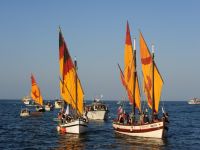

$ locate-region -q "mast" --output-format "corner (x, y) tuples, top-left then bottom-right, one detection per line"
(74, 57), (78, 116)
(152, 44), (155, 121)
(132, 38), (136, 119)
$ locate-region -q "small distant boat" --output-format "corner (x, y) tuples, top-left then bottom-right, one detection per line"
(22, 96), (31, 105)
(188, 98), (200, 104)
(54, 99), (64, 109)
(30, 74), (45, 112)
(56, 27), (88, 134)
(21, 96), (36, 106)
(44, 101), (54, 111)
(117, 101), (122, 105)
(20, 108), (30, 117)
(36, 105), (45, 112)
(85, 97), (109, 120)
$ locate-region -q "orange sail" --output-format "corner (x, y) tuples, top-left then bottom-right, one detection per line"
(120, 22), (141, 111)
(59, 28), (84, 115)
(30, 74), (43, 106)
(59, 29), (73, 106)
(139, 32), (163, 113)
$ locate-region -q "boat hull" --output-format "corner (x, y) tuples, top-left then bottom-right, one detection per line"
(87, 110), (108, 120)
(188, 98), (200, 104)
(57, 119), (88, 134)
(23, 101), (30, 105)
(36, 107), (45, 112)
(20, 108), (30, 117)
(20, 112), (30, 117)
(188, 101), (200, 104)
(113, 120), (166, 138)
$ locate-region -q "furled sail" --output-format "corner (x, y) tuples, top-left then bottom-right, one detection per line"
(120, 22), (141, 111)
(30, 74), (43, 106)
(139, 32), (163, 113)
(59, 29), (84, 115)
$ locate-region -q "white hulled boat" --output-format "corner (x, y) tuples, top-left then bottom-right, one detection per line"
(56, 27), (88, 134)
(54, 99), (64, 109)
(22, 96), (31, 105)
(20, 108), (30, 117)
(188, 98), (200, 104)
(85, 97), (109, 120)
(112, 22), (169, 139)
(57, 117), (88, 134)
(44, 101), (54, 111)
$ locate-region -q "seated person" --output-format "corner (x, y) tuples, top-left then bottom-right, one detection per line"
(143, 114), (149, 124)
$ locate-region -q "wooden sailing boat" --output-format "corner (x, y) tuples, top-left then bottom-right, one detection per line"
(112, 22), (169, 138)
(30, 74), (45, 112)
(56, 27), (88, 134)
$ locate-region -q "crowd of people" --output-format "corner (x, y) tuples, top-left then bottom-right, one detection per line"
(57, 108), (88, 124)
(85, 100), (108, 112)
(117, 105), (169, 125)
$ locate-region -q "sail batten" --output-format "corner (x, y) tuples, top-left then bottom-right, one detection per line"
(139, 32), (163, 113)
(59, 29), (84, 115)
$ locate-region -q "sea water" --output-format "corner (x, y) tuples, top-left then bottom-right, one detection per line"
(0, 100), (199, 149)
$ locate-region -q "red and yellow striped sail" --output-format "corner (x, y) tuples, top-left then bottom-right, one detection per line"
(139, 32), (163, 112)
(121, 22), (141, 111)
(30, 74), (43, 106)
(59, 30), (71, 105)
(59, 29), (84, 115)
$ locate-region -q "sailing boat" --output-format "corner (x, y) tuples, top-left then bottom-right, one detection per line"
(30, 74), (45, 112)
(56, 27), (88, 134)
(112, 22), (169, 138)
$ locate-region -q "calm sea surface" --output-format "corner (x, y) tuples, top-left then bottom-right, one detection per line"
(0, 100), (200, 150)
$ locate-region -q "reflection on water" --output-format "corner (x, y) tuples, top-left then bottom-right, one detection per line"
(114, 133), (166, 150)
(55, 134), (86, 150)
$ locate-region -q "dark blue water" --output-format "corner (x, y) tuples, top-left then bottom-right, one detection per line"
(0, 100), (200, 150)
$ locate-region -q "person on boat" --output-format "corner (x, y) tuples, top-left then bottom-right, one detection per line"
(129, 112), (134, 124)
(93, 105), (97, 111)
(125, 111), (129, 124)
(153, 112), (159, 122)
(83, 111), (89, 123)
(61, 112), (66, 123)
(143, 114), (149, 124)
(119, 113), (124, 124)
(66, 114), (73, 122)
(57, 112), (62, 123)
(139, 112), (144, 124)
(143, 109), (149, 124)
(117, 105), (123, 115)
(163, 112), (169, 123)
(117, 105), (123, 122)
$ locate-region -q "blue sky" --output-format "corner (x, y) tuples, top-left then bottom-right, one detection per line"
(0, 1), (200, 101)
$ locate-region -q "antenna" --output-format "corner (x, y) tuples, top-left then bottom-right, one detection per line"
(133, 37), (136, 51)
(152, 44), (155, 54)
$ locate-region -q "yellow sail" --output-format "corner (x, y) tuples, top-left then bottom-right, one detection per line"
(62, 69), (84, 115)
(154, 65), (163, 112)
(123, 22), (141, 111)
(59, 29), (84, 115)
(139, 32), (163, 112)
(30, 74), (43, 106)
(77, 78), (84, 114)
